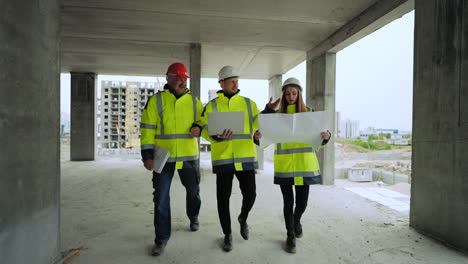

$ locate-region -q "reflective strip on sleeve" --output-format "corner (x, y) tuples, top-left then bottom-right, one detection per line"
(155, 134), (194, 139)
(140, 123), (156, 129)
(141, 144), (155, 150)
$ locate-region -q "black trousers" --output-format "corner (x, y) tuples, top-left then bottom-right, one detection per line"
(216, 169), (256, 235)
(280, 185), (310, 236)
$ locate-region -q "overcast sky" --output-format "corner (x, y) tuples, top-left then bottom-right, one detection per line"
(61, 11), (414, 131)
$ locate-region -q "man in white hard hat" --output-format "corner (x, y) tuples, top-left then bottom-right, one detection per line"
(199, 65), (262, 252)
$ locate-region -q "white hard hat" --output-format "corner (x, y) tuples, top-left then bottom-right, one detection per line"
(218, 66), (239, 82)
(282, 77), (302, 91)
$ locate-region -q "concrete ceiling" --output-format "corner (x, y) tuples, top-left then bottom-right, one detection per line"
(60, 0), (384, 79)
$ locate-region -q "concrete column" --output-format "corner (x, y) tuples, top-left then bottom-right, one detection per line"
(268, 74), (283, 101)
(71, 72), (96, 161)
(306, 53), (336, 185)
(410, 0), (468, 253)
(0, 0), (60, 263)
(190, 43), (201, 99)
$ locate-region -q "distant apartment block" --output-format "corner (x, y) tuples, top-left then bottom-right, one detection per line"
(345, 119), (360, 138)
(98, 80), (163, 149)
(336, 112), (341, 137)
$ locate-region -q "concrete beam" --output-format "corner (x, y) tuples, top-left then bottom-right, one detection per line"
(71, 72), (96, 161)
(307, 0), (414, 60)
(410, 0), (468, 253)
(306, 53), (336, 185)
(190, 43), (201, 99)
(268, 75), (283, 101)
(0, 0), (60, 263)
(61, 37), (190, 76)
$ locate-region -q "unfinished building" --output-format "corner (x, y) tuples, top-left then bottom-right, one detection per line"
(1, 0), (467, 263)
(99, 81), (161, 149)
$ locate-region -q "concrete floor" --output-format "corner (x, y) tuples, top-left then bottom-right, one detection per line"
(60, 152), (467, 264)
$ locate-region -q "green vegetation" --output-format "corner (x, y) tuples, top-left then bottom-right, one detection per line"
(349, 140), (392, 150)
(337, 138), (392, 150)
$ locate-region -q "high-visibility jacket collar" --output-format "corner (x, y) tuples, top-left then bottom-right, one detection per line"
(163, 84), (190, 99)
(216, 89), (240, 99)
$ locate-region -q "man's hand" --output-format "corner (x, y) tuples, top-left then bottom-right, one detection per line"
(144, 160), (154, 171)
(267, 97), (281, 110)
(321, 131), (331, 140)
(254, 131), (262, 140)
(190, 126), (201, 137)
(217, 129), (233, 139)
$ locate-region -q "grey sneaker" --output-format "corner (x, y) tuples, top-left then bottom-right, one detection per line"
(151, 242), (166, 256)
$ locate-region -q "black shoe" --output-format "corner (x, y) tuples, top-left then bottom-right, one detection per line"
(238, 215), (249, 240)
(151, 242), (166, 256)
(285, 236), (296, 254)
(223, 234), (233, 252)
(294, 222), (303, 238)
(190, 220), (199, 232)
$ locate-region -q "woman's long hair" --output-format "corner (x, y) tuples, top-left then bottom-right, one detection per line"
(279, 85), (307, 113)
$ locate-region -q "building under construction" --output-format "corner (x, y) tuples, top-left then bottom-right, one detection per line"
(2, 0), (467, 263)
(99, 80), (162, 149)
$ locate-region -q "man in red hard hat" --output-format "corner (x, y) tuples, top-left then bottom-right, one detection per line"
(166, 62), (190, 79)
(140, 62), (203, 256)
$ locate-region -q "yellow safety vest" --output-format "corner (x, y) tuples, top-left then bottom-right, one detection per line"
(140, 88), (203, 169)
(274, 104), (322, 185)
(200, 91), (260, 172)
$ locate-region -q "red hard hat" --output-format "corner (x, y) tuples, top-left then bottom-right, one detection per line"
(167, 63), (190, 79)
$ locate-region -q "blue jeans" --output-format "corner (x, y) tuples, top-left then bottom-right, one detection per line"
(152, 160), (201, 245)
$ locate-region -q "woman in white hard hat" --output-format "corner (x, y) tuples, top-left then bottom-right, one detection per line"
(263, 77), (331, 253)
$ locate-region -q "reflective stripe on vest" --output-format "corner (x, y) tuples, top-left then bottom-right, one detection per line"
(192, 95), (197, 121)
(274, 171), (321, 178)
(156, 134), (193, 139)
(212, 99), (218, 112)
(210, 97), (253, 134)
(244, 97), (253, 134)
(156, 91), (196, 139)
(156, 92), (165, 135)
(167, 155), (199, 163)
(212, 157), (257, 166)
(275, 143), (313, 155)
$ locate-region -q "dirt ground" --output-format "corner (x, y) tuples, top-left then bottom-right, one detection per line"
(59, 145), (466, 264)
